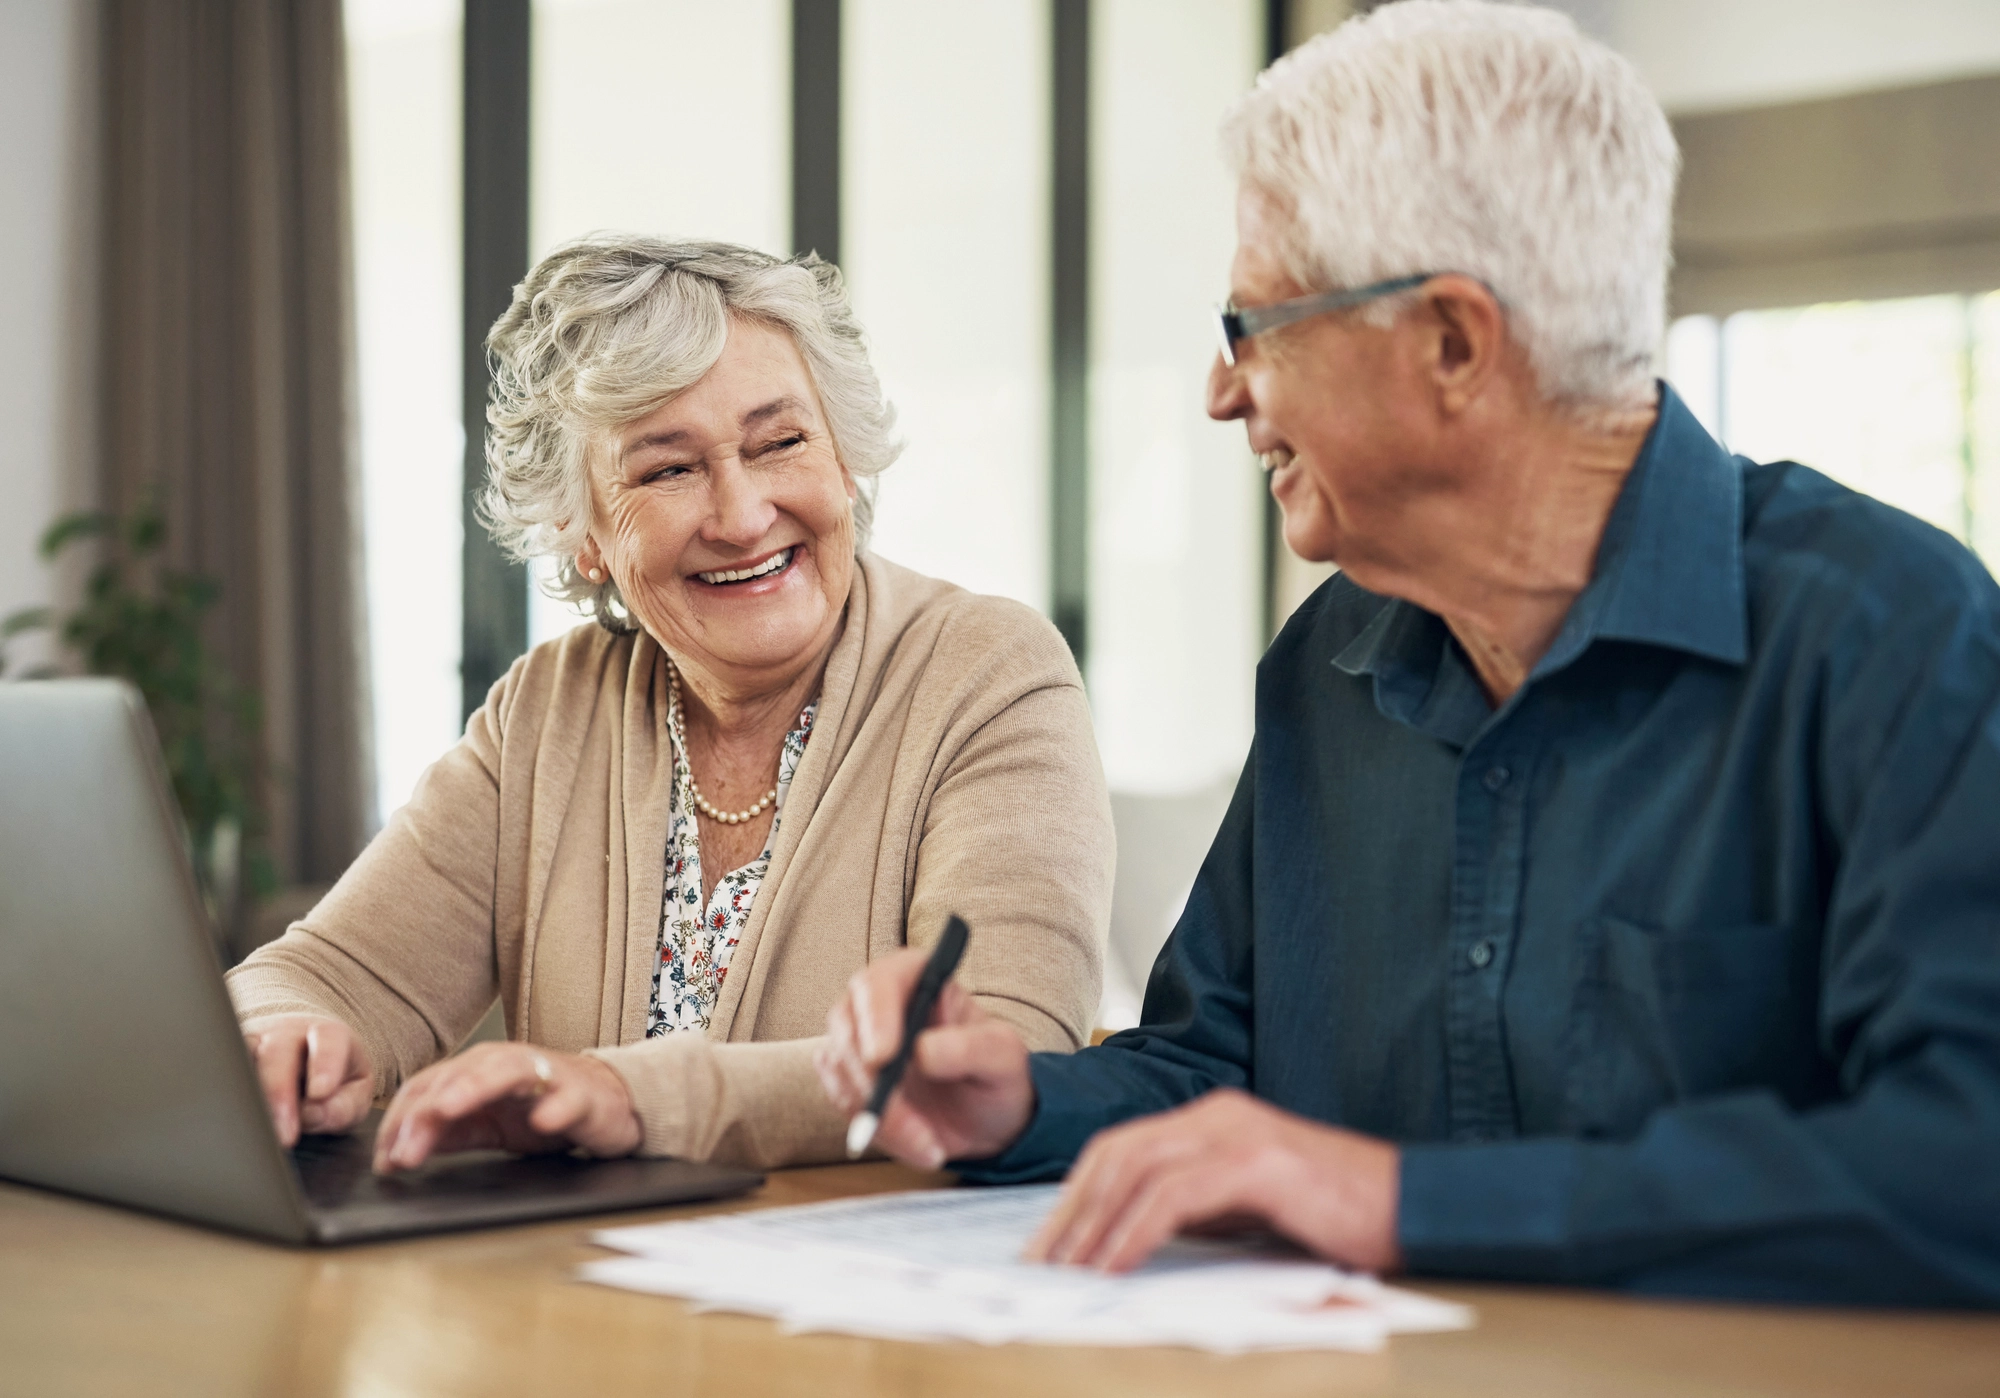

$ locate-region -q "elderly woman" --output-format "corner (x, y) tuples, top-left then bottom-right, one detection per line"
(227, 239), (1112, 1170)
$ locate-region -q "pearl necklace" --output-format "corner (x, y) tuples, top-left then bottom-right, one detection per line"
(666, 664), (779, 826)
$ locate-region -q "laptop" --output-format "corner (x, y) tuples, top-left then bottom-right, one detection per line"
(0, 679), (762, 1244)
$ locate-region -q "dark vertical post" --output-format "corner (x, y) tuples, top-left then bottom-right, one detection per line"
(461, 0), (532, 723)
(1050, 0), (1091, 663)
(1260, 0), (1289, 645)
(792, 0), (842, 264)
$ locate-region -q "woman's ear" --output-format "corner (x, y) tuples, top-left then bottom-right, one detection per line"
(576, 536), (608, 585)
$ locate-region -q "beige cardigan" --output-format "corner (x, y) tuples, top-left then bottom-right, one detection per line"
(227, 554), (1113, 1167)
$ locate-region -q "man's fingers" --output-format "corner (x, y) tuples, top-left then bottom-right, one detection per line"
(850, 948), (931, 1066)
(1034, 1133), (1134, 1264)
(1037, 1119), (1201, 1265)
(1089, 1166), (1213, 1273)
(933, 979), (975, 1026)
(911, 1019), (1012, 1083)
(874, 1093), (948, 1169)
(823, 1003), (876, 1105)
(812, 1041), (852, 1110)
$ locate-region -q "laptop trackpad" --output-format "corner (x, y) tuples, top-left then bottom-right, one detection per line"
(289, 1117), (762, 1244)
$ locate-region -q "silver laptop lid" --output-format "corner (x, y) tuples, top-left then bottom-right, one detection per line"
(0, 679), (310, 1241)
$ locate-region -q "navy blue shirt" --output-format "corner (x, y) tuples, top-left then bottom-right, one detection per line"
(962, 387), (2000, 1306)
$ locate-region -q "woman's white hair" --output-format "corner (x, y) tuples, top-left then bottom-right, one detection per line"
(481, 237), (901, 630)
(1221, 0), (1678, 413)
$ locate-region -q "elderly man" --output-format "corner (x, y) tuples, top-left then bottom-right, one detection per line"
(818, 0), (2000, 1305)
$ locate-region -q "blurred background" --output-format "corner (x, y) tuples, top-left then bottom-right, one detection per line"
(3, 0), (1998, 1025)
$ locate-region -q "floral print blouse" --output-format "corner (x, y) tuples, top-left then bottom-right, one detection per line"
(646, 702), (817, 1037)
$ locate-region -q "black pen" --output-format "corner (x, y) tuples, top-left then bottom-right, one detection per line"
(845, 914), (971, 1158)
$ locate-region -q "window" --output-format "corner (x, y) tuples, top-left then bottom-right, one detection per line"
(845, 0), (1051, 611)
(526, 0), (792, 648)
(347, 0), (464, 822)
(1666, 292), (2000, 569)
(1088, 0), (1264, 794)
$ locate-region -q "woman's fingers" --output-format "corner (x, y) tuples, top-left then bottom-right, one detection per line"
(249, 1023), (308, 1147)
(243, 1015), (374, 1148)
(380, 1049), (535, 1170)
(372, 1046), (639, 1172)
(302, 1021), (359, 1102)
(297, 1075), (374, 1136)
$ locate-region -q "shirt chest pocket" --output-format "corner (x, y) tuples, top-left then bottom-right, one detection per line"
(1563, 915), (1817, 1139)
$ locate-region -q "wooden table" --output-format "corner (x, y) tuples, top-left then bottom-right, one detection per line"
(4, 1166), (1996, 1398)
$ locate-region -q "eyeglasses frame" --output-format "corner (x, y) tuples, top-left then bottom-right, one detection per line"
(1214, 273), (1438, 367)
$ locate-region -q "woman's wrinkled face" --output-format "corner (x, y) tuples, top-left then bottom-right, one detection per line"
(580, 317), (857, 689)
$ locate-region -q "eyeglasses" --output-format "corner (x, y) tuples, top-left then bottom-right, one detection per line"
(1214, 273), (1436, 367)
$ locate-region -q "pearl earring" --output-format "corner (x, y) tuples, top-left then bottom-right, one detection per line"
(587, 567), (605, 583)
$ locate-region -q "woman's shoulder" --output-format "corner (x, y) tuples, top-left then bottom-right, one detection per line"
(860, 553), (1080, 687)
(481, 621), (646, 734)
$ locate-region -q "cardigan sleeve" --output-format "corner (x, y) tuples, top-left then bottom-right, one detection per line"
(224, 671), (517, 1100)
(587, 617), (1115, 1169)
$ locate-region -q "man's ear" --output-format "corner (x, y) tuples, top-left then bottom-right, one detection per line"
(1419, 275), (1506, 416)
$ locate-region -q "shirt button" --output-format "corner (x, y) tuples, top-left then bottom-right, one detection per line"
(1482, 765), (1510, 793)
(1468, 939), (1495, 969)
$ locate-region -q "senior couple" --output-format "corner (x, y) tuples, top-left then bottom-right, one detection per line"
(232, 1), (2000, 1306)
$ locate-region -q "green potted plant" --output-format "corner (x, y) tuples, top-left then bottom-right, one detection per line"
(1, 498), (274, 941)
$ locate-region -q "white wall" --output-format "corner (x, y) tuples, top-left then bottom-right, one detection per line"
(0, 0), (96, 674)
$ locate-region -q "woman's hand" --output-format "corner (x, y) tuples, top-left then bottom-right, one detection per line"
(371, 1043), (643, 1173)
(815, 946), (1037, 1168)
(242, 1014), (375, 1148)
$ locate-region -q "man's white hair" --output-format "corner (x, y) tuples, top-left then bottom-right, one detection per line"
(1221, 0), (1678, 412)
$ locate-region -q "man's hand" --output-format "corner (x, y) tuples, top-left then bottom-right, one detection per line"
(814, 946), (1036, 1168)
(1025, 1088), (1403, 1275)
(242, 1014), (375, 1148)
(371, 1043), (642, 1173)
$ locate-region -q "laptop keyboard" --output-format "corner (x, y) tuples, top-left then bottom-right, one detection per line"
(282, 1115), (763, 1241)
(289, 1122), (576, 1210)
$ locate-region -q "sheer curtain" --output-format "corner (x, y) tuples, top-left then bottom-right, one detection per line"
(99, 0), (371, 892)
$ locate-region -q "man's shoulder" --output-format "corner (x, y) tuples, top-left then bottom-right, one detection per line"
(1740, 459), (1999, 638)
(1262, 569), (1398, 674)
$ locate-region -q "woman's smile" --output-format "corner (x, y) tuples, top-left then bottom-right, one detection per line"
(693, 544), (798, 589)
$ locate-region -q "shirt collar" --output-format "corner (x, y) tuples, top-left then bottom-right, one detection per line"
(1538, 382), (1748, 673)
(1332, 382), (1748, 702)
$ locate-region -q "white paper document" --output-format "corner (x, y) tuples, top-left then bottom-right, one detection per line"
(579, 1185), (1473, 1353)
